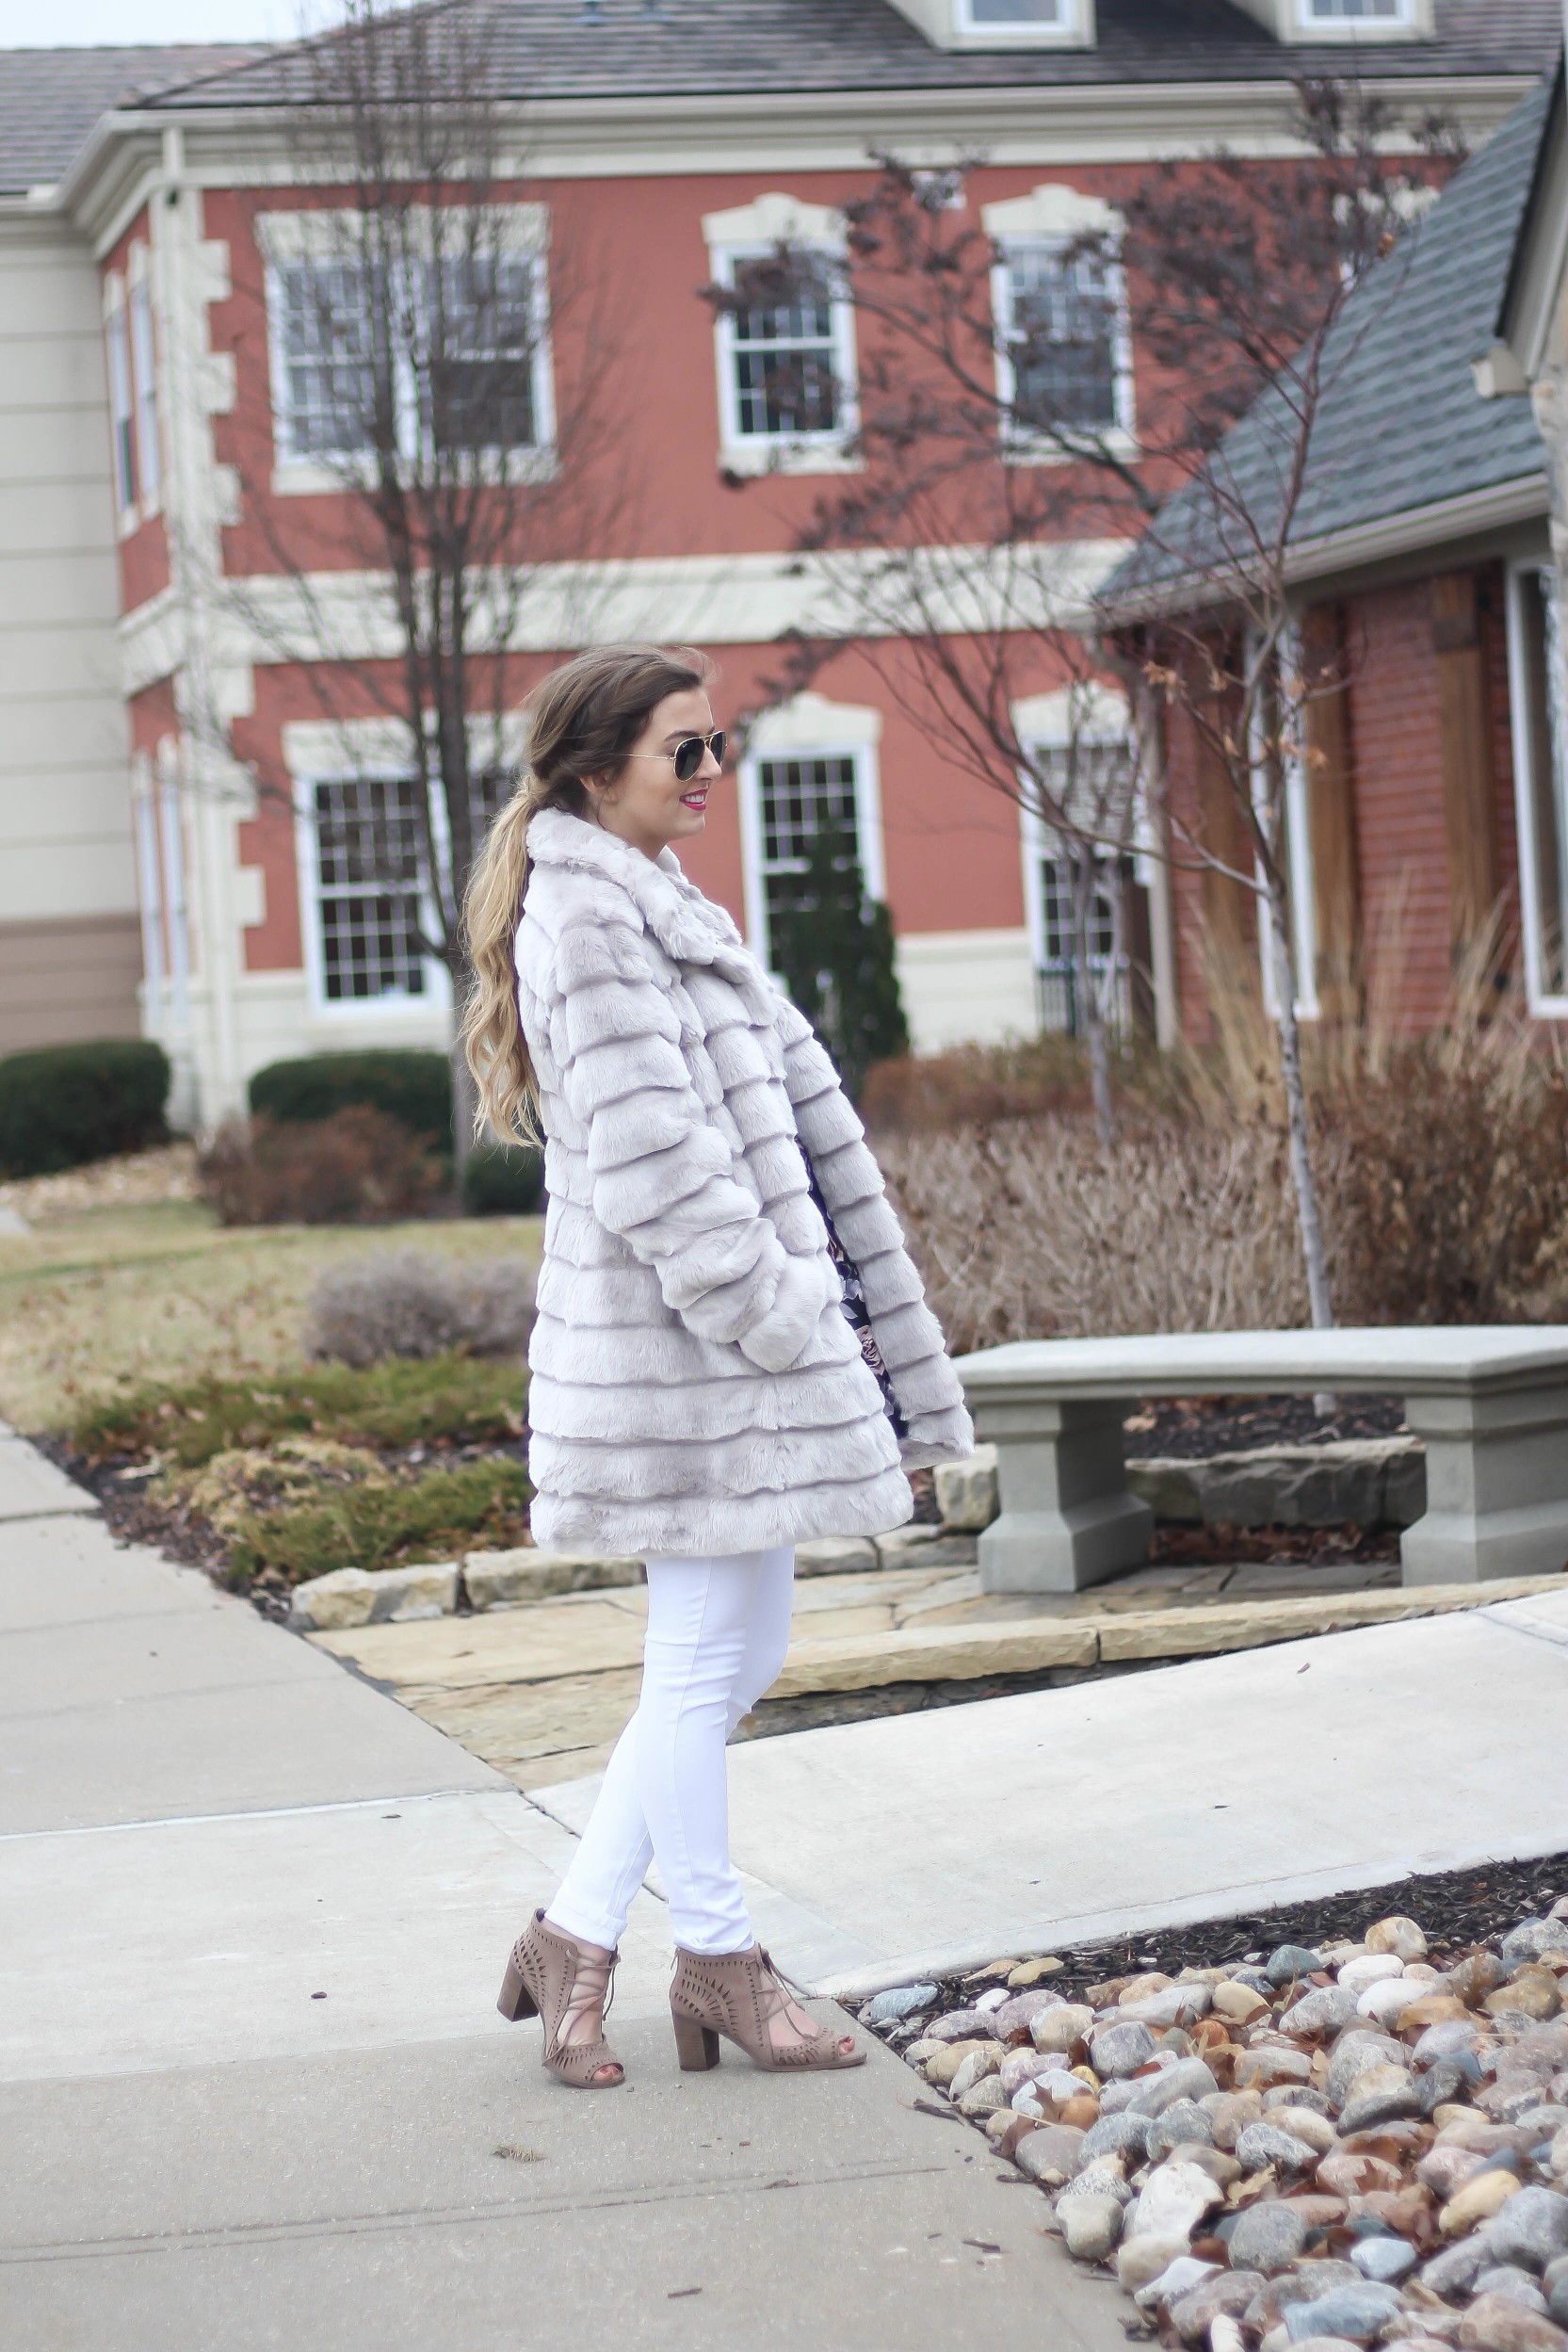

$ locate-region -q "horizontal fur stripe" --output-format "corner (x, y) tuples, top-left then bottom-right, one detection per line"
(516, 805), (971, 1548)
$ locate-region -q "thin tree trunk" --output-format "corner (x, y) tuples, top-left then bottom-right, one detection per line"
(1268, 868), (1335, 1369)
(1073, 844), (1116, 1150)
(450, 1019), (478, 1188)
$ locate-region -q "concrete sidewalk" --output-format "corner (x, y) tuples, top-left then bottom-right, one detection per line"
(536, 1584), (1568, 1997)
(0, 1431), (1123, 2351)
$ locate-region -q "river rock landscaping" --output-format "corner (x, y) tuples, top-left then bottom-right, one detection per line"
(855, 1856), (1568, 2351)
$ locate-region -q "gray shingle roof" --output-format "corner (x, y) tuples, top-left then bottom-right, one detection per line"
(0, 45), (267, 198)
(1104, 72), (1556, 606)
(140, 0), (1562, 110)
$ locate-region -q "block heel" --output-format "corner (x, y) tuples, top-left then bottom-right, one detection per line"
(669, 1945), (865, 2072)
(497, 1956), (540, 2022)
(672, 2011), (721, 2071)
(494, 1911), (624, 2087)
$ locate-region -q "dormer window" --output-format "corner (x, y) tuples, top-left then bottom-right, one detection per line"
(1228, 0), (1429, 38)
(885, 0), (1093, 49)
(961, 1), (1064, 25)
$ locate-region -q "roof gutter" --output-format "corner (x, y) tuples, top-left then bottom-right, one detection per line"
(1097, 471), (1551, 626)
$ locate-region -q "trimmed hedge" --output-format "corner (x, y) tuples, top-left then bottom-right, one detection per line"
(461, 1141), (545, 1217)
(0, 1040), (170, 1177)
(249, 1051), (451, 1143)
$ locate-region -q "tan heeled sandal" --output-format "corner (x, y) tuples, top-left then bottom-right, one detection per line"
(670, 1943), (865, 2073)
(497, 1910), (624, 2089)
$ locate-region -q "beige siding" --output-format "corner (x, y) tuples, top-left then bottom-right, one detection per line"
(0, 210), (138, 1046)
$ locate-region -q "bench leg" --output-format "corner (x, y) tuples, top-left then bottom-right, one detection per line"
(972, 1397), (1153, 1595)
(1399, 1384), (1568, 1585)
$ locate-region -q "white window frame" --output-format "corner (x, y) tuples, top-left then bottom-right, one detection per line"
(958, 0), (1073, 35)
(156, 741), (191, 1030)
(737, 698), (885, 975)
(132, 763), (166, 1030)
(703, 194), (859, 479)
(1298, 0), (1418, 27)
(128, 260), (161, 512)
(1506, 558), (1568, 1020)
(257, 206), (557, 495)
(1014, 687), (1141, 1036)
(293, 770), (452, 1019)
(982, 187), (1136, 463)
(105, 290), (137, 520)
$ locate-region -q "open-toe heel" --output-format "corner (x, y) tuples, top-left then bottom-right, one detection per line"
(670, 1945), (865, 2073)
(495, 1910), (624, 2088)
(671, 2012), (721, 2071)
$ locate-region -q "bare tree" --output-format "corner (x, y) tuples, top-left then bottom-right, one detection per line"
(219, 0), (632, 1164)
(708, 81), (1459, 1313)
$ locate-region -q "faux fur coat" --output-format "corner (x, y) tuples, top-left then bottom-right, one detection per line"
(515, 805), (974, 1557)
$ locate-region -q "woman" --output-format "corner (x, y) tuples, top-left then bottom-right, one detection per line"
(462, 643), (972, 2090)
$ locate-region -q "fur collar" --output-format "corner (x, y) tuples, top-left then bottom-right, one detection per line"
(526, 804), (776, 1016)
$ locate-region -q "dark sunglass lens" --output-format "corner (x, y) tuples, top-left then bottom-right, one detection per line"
(709, 731), (726, 769)
(674, 738), (703, 783)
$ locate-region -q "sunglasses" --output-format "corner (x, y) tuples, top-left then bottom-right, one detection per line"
(627, 731), (726, 784)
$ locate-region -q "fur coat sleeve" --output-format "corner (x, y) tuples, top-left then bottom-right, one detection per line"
(552, 910), (830, 1376)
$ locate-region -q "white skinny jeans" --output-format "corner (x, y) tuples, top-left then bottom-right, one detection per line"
(544, 1547), (795, 1956)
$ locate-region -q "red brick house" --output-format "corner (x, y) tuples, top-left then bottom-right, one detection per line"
(0, 4), (1560, 1115)
(1104, 67), (1566, 1039)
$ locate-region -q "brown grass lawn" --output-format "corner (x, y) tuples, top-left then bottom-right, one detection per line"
(0, 1199), (545, 1433)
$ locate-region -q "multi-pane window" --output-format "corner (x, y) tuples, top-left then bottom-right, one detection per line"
(1510, 564), (1568, 1008)
(1001, 242), (1123, 436)
(962, 0), (1064, 22)
(722, 251), (847, 443)
(275, 263), (378, 458)
(106, 308), (137, 511)
(130, 279), (160, 504)
(312, 777), (428, 1001)
(754, 753), (861, 963)
(1027, 739), (1139, 1034)
(272, 254), (544, 462)
(418, 258), (538, 453)
(1303, 1), (1404, 17)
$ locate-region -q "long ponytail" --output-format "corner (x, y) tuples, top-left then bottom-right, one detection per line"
(461, 642), (714, 1143)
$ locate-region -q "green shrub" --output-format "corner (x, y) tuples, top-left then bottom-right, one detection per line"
(225, 1458), (534, 1586)
(461, 1141), (545, 1216)
(249, 1050), (451, 1144)
(0, 1039), (170, 1177)
(70, 1354), (526, 1468)
(198, 1108), (445, 1225)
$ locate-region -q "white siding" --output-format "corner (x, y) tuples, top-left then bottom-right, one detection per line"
(0, 212), (138, 1034)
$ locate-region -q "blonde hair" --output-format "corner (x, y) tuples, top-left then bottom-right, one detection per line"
(461, 643), (715, 1142)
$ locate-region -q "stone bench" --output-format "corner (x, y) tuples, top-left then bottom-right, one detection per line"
(953, 1328), (1568, 1593)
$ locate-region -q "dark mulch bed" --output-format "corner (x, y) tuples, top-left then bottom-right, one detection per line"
(875, 1849), (1568, 2024)
(1126, 1393), (1409, 1460)
(1150, 1521), (1401, 1567)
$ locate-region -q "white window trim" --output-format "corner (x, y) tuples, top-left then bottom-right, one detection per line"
(957, 0), (1080, 38)
(103, 277), (138, 530)
(737, 697), (885, 971)
(127, 248), (162, 517)
(1506, 558), (1568, 1021)
(983, 187), (1136, 464)
(1012, 687), (1136, 989)
(156, 739), (191, 1030)
(292, 769), (453, 1020)
(132, 759), (166, 1030)
(703, 194), (859, 479)
(1294, 0), (1425, 37)
(890, 0), (1095, 46)
(257, 204), (557, 495)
